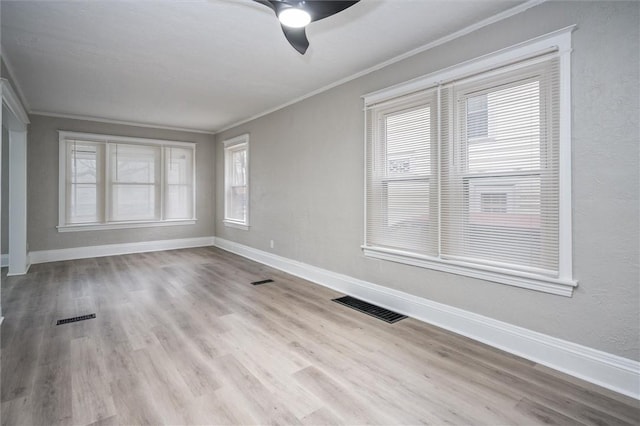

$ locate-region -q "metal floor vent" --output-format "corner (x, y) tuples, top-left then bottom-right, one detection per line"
(251, 279), (274, 286)
(56, 313), (96, 326)
(332, 296), (407, 324)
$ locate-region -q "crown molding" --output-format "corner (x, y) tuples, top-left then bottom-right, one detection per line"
(0, 50), (31, 112)
(215, 0), (547, 134)
(30, 111), (216, 135)
(1, 78), (30, 127)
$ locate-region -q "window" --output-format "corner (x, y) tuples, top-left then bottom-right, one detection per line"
(223, 134), (249, 229)
(363, 29), (576, 296)
(58, 132), (196, 231)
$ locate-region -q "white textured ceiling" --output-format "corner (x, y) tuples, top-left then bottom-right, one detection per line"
(1, 0), (525, 133)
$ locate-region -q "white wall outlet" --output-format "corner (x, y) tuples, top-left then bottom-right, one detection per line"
(270, 240), (274, 249)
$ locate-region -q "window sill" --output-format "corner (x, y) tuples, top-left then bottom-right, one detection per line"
(362, 245), (577, 297)
(223, 220), (250, 231)
(57, 219), (197, 233)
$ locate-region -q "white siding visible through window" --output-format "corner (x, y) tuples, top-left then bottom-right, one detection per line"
(363, 29), (576, 295)
(58, 131), (196, 231)
(442, 62), (559, 274)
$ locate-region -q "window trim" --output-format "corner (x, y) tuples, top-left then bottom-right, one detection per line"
(58, 131), (197, 232)
(362, 27), (576, 296)
(223, 134), (250, 230)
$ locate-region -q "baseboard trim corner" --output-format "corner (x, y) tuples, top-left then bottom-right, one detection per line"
(29, 236), (216, 264)
(213, 237), (640, 400)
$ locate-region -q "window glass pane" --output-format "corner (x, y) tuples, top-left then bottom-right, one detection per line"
(111, 184), (158, 221)
(71, 144), (98, 184)
(228, 186), (247, 221)
(466, 94), (488, 139)
(231, 149), (247, 186)
(165, 147), (194, 220)
(68, 142), (100, 223)
(70, 184), (98, 223)
(366, 99), (437, 257)
(381, 179), (431, 252)
(166, 147), (193, 185)
(111, 144), (159, 183)
(386, 106), (431, 176)
(463, 175), (548, 268)
(467, 80), (541, 174)
(225, 143), (248, 224)
(110, 144), (160, 221)
(166, 185), (192, 219)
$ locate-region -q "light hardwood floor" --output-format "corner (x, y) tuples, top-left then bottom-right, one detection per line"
(1, 247), (638, 425)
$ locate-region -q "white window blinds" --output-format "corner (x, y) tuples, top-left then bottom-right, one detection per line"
(66, 141), (103, 224)
(165, 146), (194, 220)
(59, 132), (196, 230)
(109, 143), (161, 222)
(441, 58), (560, 275)
(366, 92), (438, 256)
(365, 51), (567, 287)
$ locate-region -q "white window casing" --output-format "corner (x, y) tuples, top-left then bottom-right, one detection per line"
(58, 131), (196, 232)
(223, 134), (250, 230)
(362, 27), (576, 296)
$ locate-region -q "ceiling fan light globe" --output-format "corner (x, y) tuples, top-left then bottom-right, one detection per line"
(278, 8), (311, 28)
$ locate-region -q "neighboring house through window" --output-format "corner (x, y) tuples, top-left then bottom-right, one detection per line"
(363, 28), (576, 296)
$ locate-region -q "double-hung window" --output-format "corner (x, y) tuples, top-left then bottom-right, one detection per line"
(58, 132), (196, 231)
(223, 134), (250, 230)
(363, 28), (576, 296)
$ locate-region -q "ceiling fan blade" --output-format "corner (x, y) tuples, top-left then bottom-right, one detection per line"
(250, 0), (360, 54)
(281, 25), (309, 54)
(252, 0), (276, 13)
(305, 1), (360, 22)
(251, 1), (360, 22)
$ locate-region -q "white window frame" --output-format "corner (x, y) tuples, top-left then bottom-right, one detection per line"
(362, 27), (577, 297)
(223, 134), (250, 230)
(58, 131), (197, 232)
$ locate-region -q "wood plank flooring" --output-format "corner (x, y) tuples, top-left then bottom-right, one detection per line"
(1, 247), (638, 425)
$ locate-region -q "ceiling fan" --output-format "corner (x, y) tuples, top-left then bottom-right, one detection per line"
(252, 0), (360, 54)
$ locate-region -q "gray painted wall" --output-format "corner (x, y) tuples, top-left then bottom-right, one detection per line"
(28, 115), (215, 251)
(216, 1), (640, 360)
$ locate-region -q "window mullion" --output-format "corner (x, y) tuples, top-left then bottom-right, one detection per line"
(160, 146), (165, 221)
(104, 142), (111, 224)
(437, 85), (442, 259)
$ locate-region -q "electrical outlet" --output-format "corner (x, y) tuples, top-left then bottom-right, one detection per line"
(270, 240), (274, 249)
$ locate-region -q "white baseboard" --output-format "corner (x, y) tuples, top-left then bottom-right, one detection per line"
(1, 254), (31, 276)
(213, 237), (640, 400)
(29, 236), (215, 264)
